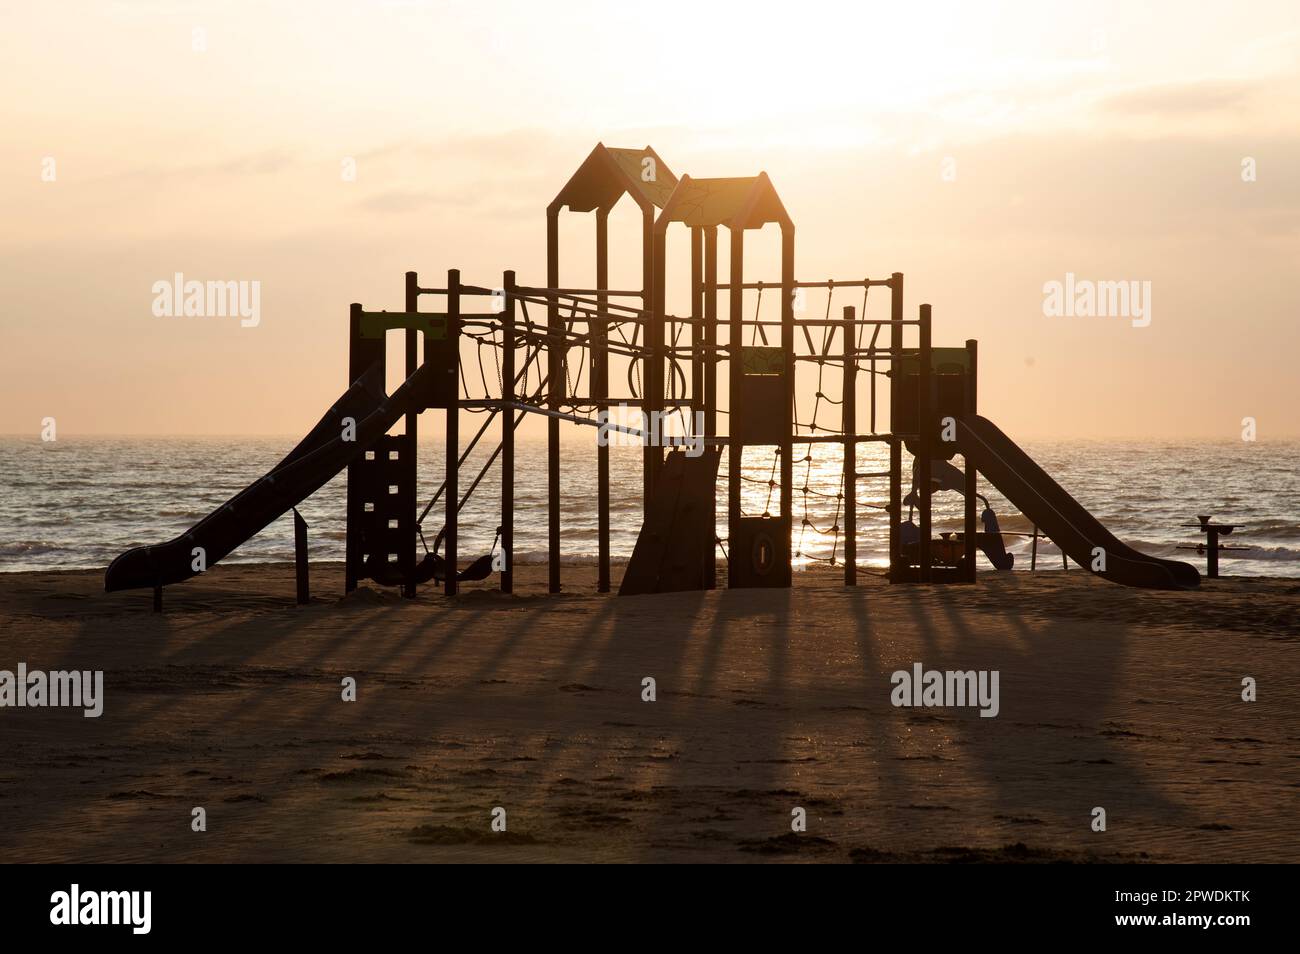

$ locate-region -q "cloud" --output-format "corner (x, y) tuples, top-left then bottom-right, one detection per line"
(1096, 79), (1256, 117)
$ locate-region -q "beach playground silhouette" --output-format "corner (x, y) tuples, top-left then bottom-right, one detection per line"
(104, 143), (1200, 607)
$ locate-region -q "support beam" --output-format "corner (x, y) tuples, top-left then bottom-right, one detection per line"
(293, 507), (310, 604)
(345, 300), (382, 595)
(595, 212), (611, 594)
(888, 272), (903, 583)
(917, 302), (933, 584)
(547, 207), (562, 593)
(690, 226), (703, 423)
(963, 338), (978, 583)
(690, 224), (705, 586)
(780, 224), (795, 569)
(843, 305), (857, 587)
(445, 269), (461, 596)
(704, 227), (719, 589)
(642, 206), (658, 517)
(727, 227), (744, 588)
(647, 209), (665, 514)
(403, 271), (419, 598)
(501, 270), (516, 594)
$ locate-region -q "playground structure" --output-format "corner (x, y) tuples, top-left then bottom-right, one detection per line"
(105, 143), (1200, 602)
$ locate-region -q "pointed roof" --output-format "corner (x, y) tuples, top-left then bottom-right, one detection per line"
(656, 172), (792, 230)
(551, 143), (678, 213)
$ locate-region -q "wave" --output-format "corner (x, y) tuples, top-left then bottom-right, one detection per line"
(3, 437), (1297, 576)
(1212, 545), (1300, 562)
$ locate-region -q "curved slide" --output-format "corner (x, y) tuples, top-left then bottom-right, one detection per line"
(955, 414), (1199, 590)
(105, 361), (434, 592)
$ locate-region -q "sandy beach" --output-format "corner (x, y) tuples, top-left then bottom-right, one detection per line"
(1, 564), (1295, 863)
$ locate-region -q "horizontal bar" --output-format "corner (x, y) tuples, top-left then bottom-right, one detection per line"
(415, 285), (496, 297)
(517, 286), (646, 297)
(749, 319), (921, 327)
(459, 398), (699, 410)
(789, 434), (895, 444)
(796, 353), (900, 363)
(704, 278), (898, 291)
(704, 434), (895, 446)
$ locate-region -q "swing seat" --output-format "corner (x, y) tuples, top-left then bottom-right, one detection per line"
(456, 553), (495, 582)
(429, 552), (495, 583)
(364, 550), (495, 586)
(363, 551), (444, 587)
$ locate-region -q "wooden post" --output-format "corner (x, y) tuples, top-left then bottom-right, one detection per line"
(704, 226), (719, 589)
(704, 227), (719, 440)
(689, 224), (705, 587)
(403, 271), (420, 598)
(727, 227), (745, 587)
(445, 268), (460, 597)
(501, 270), (516, 594)
(293, 507), (310, 604)
(1207, 526), (1220, 578)
(963, 338), (978, 583)
(888, 273), (903, 583)
(596, 212), (611, 594)
(918, 303), (932, 584)
(345, 301), (365, 595)
(690, 226), (703, 424)
(843, 305), (857, 586)
(546, 207), (562, 593)
(780, 225), (795, 574)
(1031, 527), (1039, 570)
(642, 205), (658, 518)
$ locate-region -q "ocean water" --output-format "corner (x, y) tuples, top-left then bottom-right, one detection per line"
(1, 435), (1297, 578)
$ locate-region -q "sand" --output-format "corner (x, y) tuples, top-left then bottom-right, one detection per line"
(0, 562), (1296, 863)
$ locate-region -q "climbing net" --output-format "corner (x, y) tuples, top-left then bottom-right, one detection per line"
(447, 280), (896, 571)
(720, 283), (893, 569)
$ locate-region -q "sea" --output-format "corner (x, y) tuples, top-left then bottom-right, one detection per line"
(1, 435), (1297, 578)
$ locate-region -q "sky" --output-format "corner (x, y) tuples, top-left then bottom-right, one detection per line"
(2, 0), (1298, 439)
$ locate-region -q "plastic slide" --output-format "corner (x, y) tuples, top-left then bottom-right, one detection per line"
(955, 414), (1199, 589)
(104, 361), (435, 592)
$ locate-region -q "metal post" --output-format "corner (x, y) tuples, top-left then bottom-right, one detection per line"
(704, 227), (719, 440)
(727, 227), (744, 587)
(403, 271), (419, 598)
(963, 338), (978, 583)
(642, 205), (658, 518)
(918, 303), (932, 583)
(780, 226), (795, 577)
(501, 270), (516, 594)
(445, 268), (460, 597)
(888, 273), (903, 583)
(293, 507), (310, 604)
(596, 213), (611, 594)
(546, 207), (562, 593)
(689, 224), (706, 586)
(704, 226), (719, 589)
(843, 305), (857, 586)
(690, 226), (703, 423)
(344, 301), (365, 595)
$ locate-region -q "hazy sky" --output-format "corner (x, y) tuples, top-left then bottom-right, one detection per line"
(3, 0), (1298, 439)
